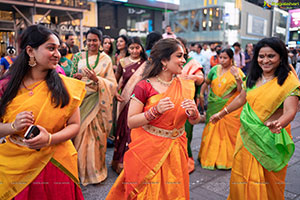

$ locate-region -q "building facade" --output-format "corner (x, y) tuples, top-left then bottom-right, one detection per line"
(97, 0), (179, 38)
(0, 0), (91, 55)
(169, 0), (288, 47)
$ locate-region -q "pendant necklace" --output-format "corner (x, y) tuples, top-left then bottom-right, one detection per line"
(22, 80), (44, 96)
(86, 50), (100, 70)
(156, 75), (175, 86)
(261, 74), (274, 84)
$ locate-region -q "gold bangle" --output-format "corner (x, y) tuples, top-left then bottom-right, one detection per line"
(224, 107), (229, 114)
(47, 134), (52, 146)
(10, 121), (17, 131)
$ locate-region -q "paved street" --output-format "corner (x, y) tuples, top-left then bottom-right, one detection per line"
(82, 112), (300, 200)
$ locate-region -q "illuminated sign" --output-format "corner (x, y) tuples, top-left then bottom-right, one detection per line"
(289, 9), (300, 28)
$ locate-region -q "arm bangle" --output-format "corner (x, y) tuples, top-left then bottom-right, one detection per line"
(47, 134), (52, 146)
(10, 121), (17, 131)
(224, 107), (229, 114)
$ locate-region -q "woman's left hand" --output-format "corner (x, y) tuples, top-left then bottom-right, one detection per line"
(23, 125), (51, 149)
(230, 66), (239, 78)
(265, 120), (282, 134)
(84, 68), (98, 82)
(181, 99), (199, 119)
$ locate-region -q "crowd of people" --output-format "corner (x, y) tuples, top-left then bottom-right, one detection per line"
(0, 24), (299, 200)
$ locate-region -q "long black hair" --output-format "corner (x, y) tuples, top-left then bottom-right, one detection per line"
(145, 31), (162, 51)
(127, 36), (147, 61)
(246, 37), (291, 88)
(143, 38), (182, 78)
(0, 24), (70, 119)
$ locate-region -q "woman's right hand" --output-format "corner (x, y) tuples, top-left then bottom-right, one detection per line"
(115, 92), (124, 102)
(156, 97), (174, 114)
(13, 111), (34, 131)
(209, 112), (221, 124)
(73, 73), (83, 80)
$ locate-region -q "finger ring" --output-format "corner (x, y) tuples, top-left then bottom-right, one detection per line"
(21, 119), (24, 122)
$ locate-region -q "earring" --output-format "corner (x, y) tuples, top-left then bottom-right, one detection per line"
(162, 65), (167, 71)
(28, 56), (37, 67)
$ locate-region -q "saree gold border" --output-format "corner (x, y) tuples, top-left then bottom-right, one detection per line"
(50, 158), (81, 187)
(128, 140), (176, 199)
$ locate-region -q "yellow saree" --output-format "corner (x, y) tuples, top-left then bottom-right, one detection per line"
(106, 77), (194, 200)
(199, 65), (244, 170)
(228, 72), (300, 200)
(71, 51), (117, 185)
(0, 75), (86, 199)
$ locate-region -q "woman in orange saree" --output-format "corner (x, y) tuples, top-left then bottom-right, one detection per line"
(0, 25), (86, 200)
(198, 48), (245, 170)
(106, 38), (202, 199)
(211, 37), (300, 200)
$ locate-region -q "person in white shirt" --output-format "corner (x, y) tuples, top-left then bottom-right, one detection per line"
(162, 25), (177, 39)
(232, 42), (245, 70)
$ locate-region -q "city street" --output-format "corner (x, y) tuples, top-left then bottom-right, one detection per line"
(81, 113), (300, 200)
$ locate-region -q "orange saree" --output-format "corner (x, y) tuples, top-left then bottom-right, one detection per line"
(106, 77), (195, 199)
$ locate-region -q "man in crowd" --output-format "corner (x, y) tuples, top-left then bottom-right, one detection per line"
(162, 25), (177, 39)
(65, 33), (79, 56)
(232, 42), (245, 71)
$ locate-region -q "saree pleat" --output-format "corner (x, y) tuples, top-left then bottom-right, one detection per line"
(199, 65), (244, 169)
(106, 78), (194, 199)
(228, 71), (300, 200)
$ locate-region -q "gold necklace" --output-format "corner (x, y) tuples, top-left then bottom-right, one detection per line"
(128, 57), (140, 63)
(22, 80), (44, 96)
(156, 75), (175, 86)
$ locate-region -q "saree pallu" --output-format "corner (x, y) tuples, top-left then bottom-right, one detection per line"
(72, 52), (117, 185)
(198, 65), (244, 170)
(228, 72), (300, 200)
(106, 78), (195, 199)
(179, 57), (203, 173)
(113, 59), (146, 171)
(0, 75), (86, 200)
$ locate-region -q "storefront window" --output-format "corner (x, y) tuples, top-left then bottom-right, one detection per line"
(127, 7), (153, 33)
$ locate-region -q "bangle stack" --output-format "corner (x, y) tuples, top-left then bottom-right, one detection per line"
(144, 105), (162, 121)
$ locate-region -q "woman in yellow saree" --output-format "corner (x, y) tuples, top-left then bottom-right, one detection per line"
(211, 37), (300, 200)
(71, 28), (117, 185)
(198, 48), (245, 170)
(106, 38), (202, 199)
(0, 25), (85, 199)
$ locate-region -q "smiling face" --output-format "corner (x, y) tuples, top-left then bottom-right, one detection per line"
(128, 43), (142, 60)
(219, 52), (232, 68)
(29, 34), (60, 71)
(257, 46), (280, 75)
(103, 38), (111, 54)
(162, 45), (186, 74)
(86, 33), (101, 52)
(117, 37), (126, 50)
